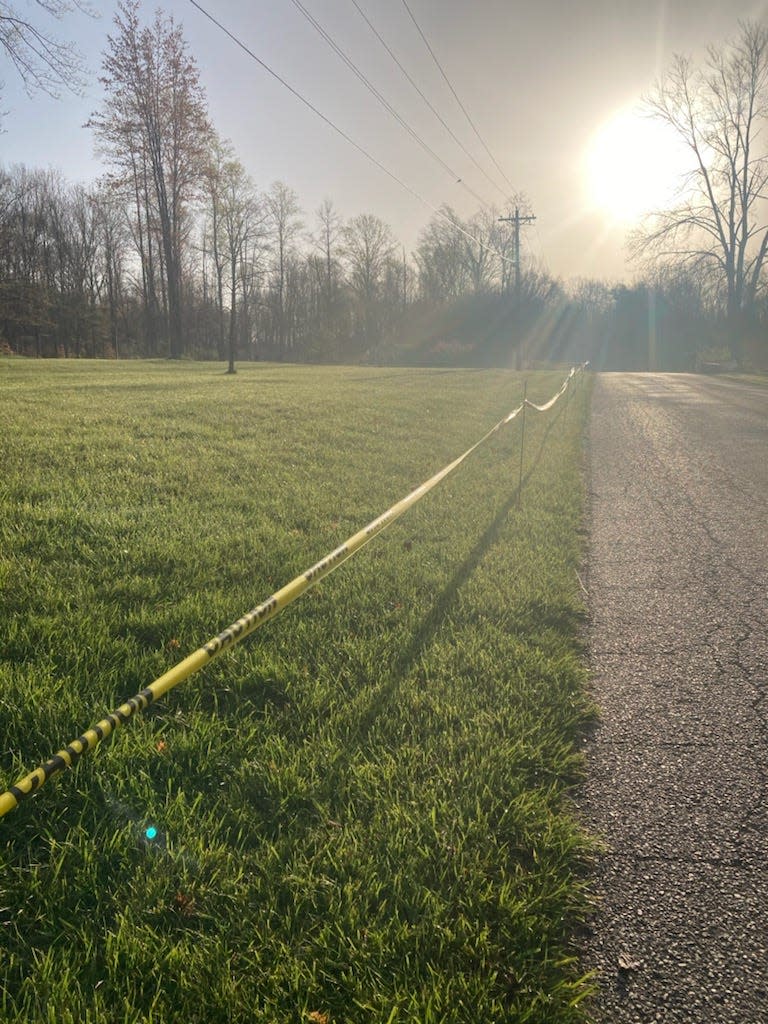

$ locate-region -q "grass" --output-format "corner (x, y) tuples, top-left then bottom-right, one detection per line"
(720, 371), (768, 385)
(0, 359), (593, 1024)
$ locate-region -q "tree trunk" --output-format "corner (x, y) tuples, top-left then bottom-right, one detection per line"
(227, 252), (237, 373)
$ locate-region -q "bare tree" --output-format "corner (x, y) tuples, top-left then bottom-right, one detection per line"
(0, 0), (89, 104)
(414, 202), (523, 300)
(220, 154), (261, 373)
(0, 166), (128, 356)
(305, 198), (345, 347)
(634, 20), (768, 331)
(265, 181), (302, 352)
(415, 206), (468, 302)
(236, 222), (266, 359)
(341, 212), (396, 352)
(90, 0), (211, 358)
(92, 180), (128, 356)
(312, 199), (341, 304)
(312, 198), (341, 297)
(462, 207), (503, 294)
(202, 136), (233, 360)
(0, 165), (56, 352)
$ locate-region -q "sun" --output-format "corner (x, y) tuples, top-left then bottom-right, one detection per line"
(584, 106), (694, 224)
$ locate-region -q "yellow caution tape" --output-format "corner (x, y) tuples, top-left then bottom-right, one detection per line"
(0, 365), (585, 819)
(523, 366), (575, 412)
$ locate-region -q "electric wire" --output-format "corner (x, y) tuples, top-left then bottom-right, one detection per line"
(287, 0), (489, 209)
(348, 0), (510, 204)
(186, 0), (518, 268)
(401, 0), (516, 194)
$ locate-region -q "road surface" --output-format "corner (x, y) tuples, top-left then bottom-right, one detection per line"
(582, 373), (768, 1022)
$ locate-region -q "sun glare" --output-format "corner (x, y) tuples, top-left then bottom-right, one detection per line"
(584, 106), (693, 224)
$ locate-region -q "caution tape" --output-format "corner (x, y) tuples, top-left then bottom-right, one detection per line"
(523, 368), (574, 412)
(0, 365), (586, 819)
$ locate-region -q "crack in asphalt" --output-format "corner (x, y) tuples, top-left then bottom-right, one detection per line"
(579, 373), (768, 1023)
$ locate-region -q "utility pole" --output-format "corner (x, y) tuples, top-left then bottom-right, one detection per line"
(498, 206), (536, 295)
(402, 245), (408, 313)
(499, 206), (536, 370)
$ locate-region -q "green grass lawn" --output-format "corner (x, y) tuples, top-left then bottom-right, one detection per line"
(720, 371), (768, 385)
(0, 359), (593, 1024)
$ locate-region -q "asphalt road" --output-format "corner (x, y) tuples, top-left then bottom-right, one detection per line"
(581, 373), (768, 1023)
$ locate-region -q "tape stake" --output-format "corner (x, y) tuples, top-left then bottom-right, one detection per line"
(518, 380), (527, 507)
(0, 366), (584, 820)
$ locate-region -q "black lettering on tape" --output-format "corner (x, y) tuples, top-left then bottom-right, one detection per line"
(305, 545), (349, 583)
(205, 599), (278, 657)
(366, 510), (394, 536)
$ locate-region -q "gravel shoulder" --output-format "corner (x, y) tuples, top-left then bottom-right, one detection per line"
(581, 372), (768, 1023)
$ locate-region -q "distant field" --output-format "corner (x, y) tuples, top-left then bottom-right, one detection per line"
(0, 359), (593, 1024)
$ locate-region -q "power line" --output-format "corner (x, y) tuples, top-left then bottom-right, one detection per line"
(287, 0), (489, 208)
(187, 2), (428, 209)
(186, 1), (517, 268)
(401, 0), (516, 194)
(347, 0), (509, 204)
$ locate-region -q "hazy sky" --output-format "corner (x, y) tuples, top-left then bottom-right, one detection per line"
(2, 0), (768, 282)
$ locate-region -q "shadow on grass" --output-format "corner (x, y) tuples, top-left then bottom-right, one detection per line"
(341, 393), (571, 749)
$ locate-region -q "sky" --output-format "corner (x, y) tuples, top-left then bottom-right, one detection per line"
(2, 0), (768, 283)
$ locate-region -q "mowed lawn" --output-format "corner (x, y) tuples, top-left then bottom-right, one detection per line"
(0, 359), (593, 1024)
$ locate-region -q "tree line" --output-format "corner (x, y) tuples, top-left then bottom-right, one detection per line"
(0, 157), (516, 364)
(1, 3), (767, 369)
(0, 148), (751, 371)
